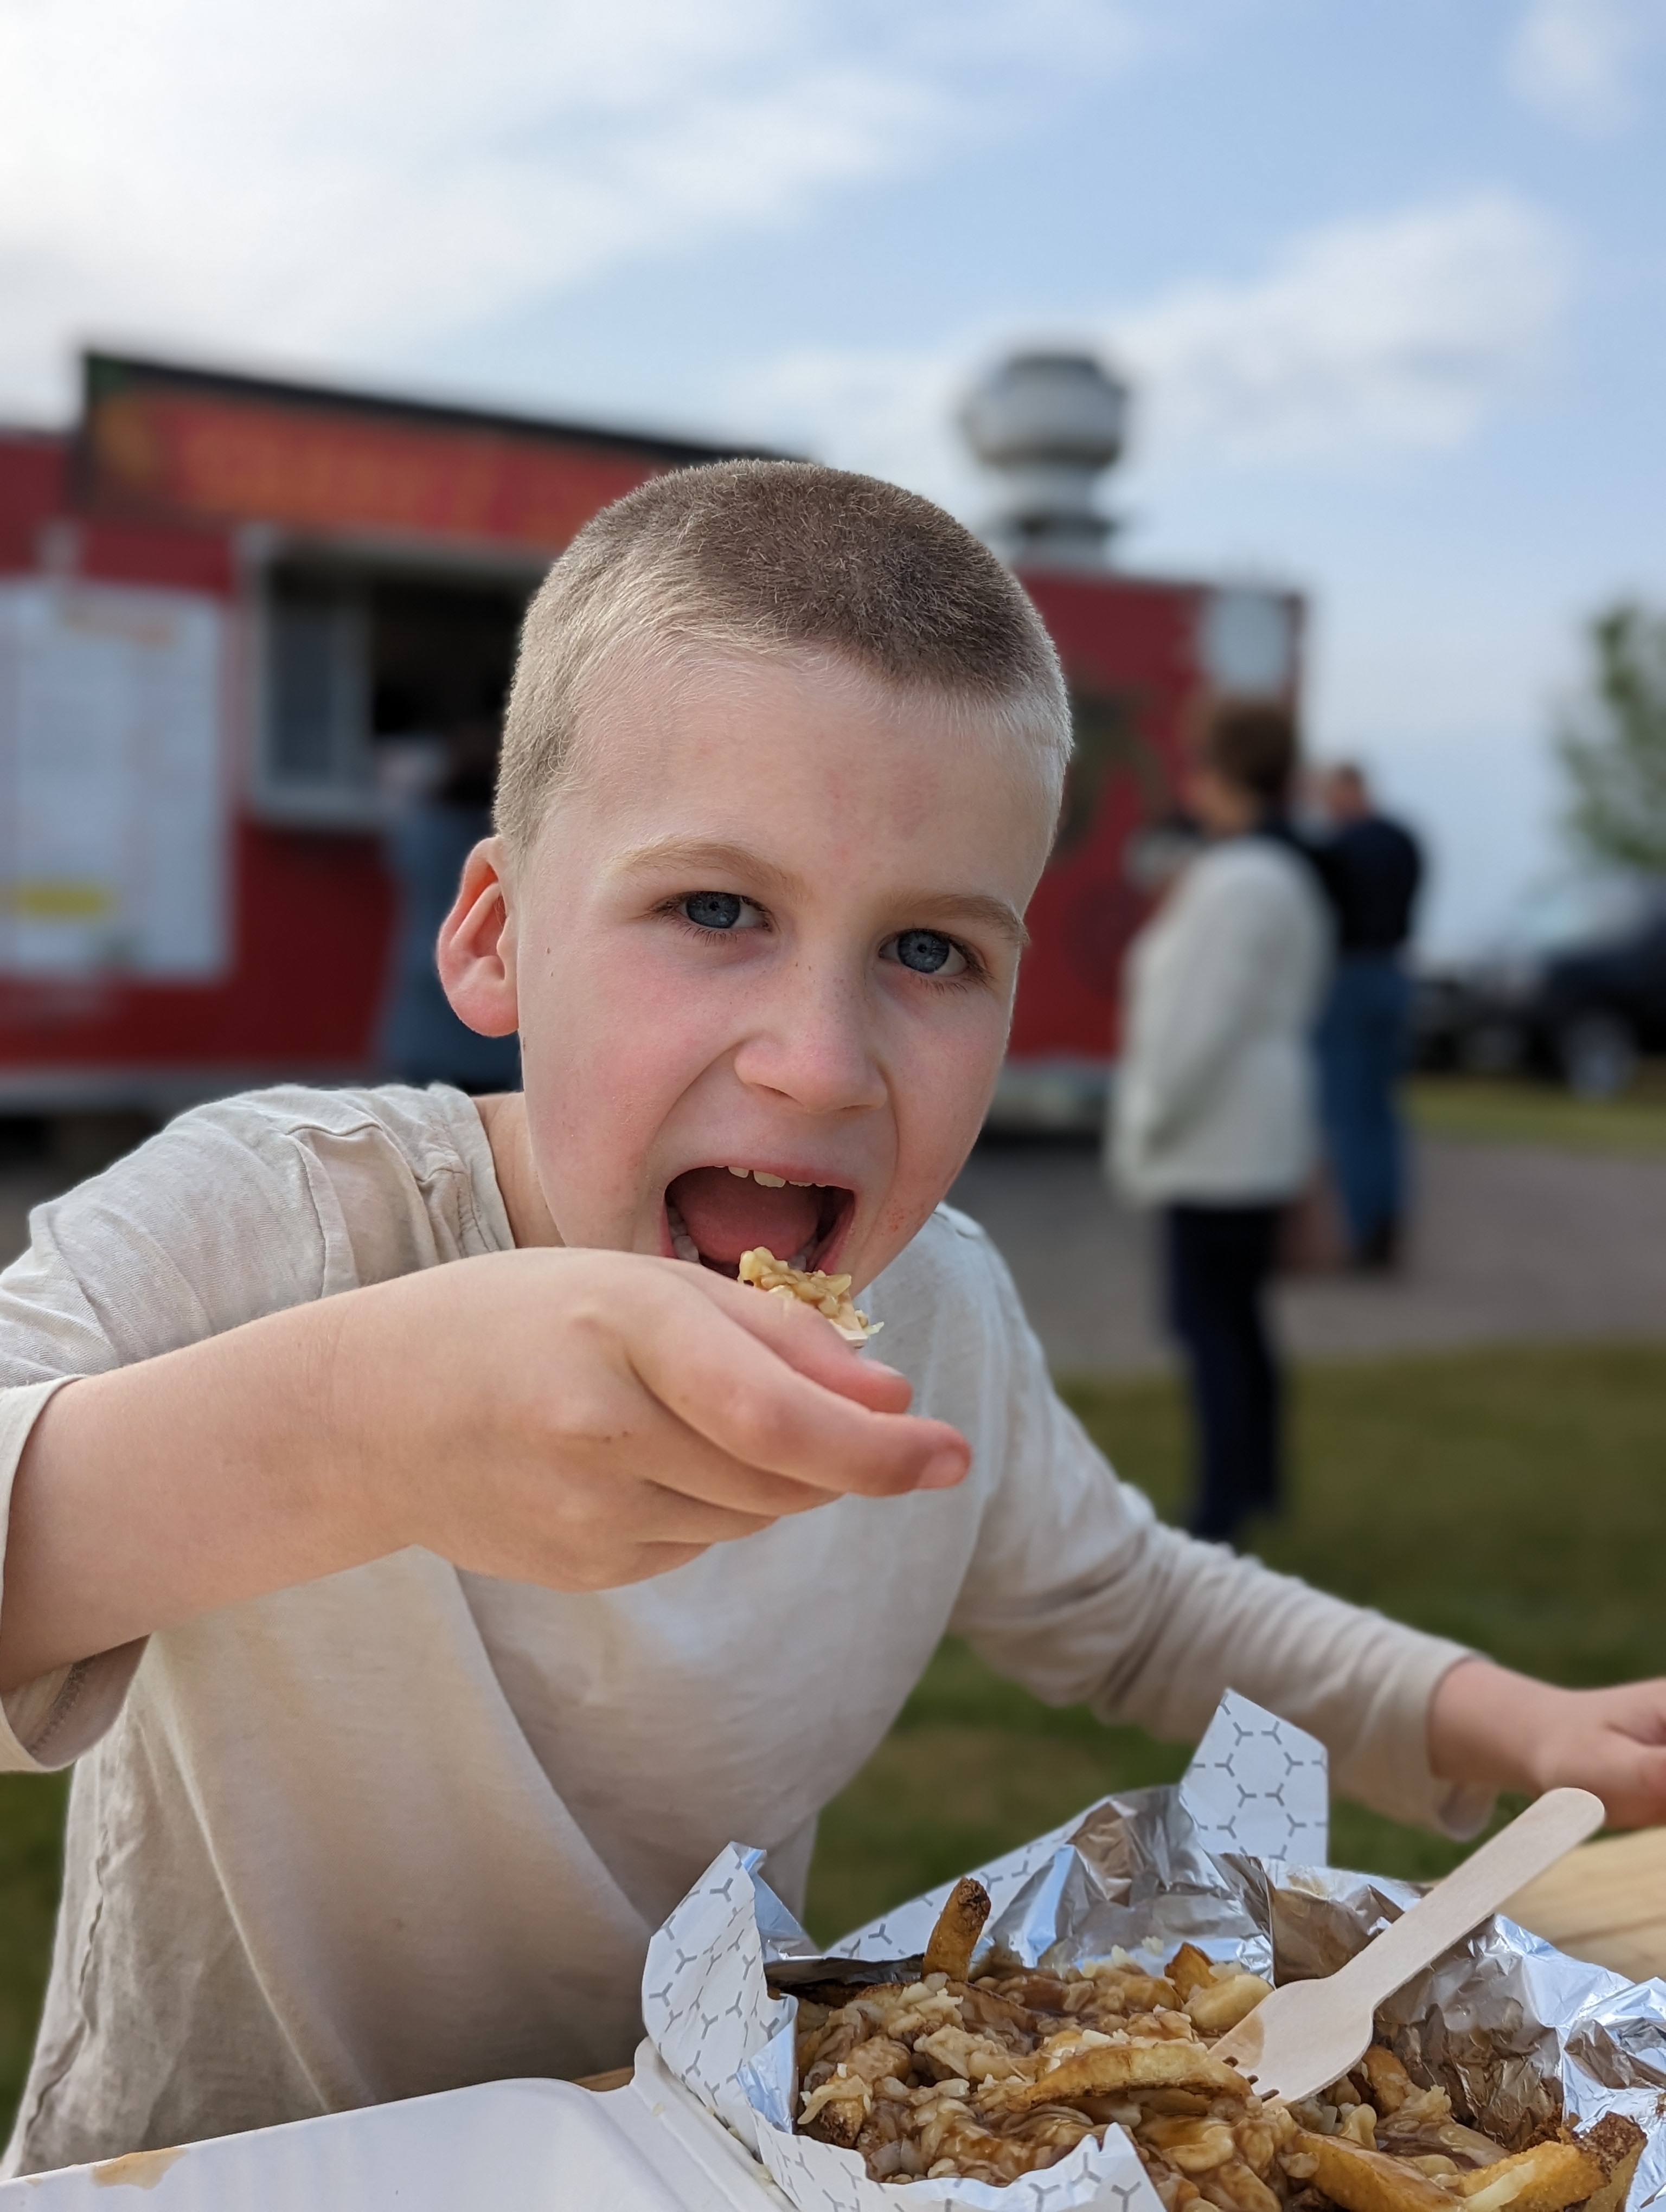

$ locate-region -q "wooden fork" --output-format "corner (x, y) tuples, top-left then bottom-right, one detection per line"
(1209, 1787), (1605, 2106)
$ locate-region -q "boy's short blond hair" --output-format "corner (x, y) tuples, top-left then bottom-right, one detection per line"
(496, 460), (1072, 855)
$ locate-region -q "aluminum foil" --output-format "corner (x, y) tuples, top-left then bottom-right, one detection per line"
(979, 1808), (1666, 2204)
(642, 1692), (1666, 2211)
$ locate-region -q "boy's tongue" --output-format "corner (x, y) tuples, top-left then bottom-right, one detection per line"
(668, 1167), (821, 1267)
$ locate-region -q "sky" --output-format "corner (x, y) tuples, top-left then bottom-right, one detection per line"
(2, 0), (1663, 948)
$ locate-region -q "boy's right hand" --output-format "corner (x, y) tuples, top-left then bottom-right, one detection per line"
(334, 1249), (971, 1591)
(2, 1250), (971, 1688)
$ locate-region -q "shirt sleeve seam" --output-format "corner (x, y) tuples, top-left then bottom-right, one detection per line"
(20, 1656), (94, 1765)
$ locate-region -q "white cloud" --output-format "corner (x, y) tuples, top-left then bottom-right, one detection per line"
(731, 193), (1573, 509)
(1507, 0), (1666, 132)
(1115, 195), (1571, 469)
(0, 0), (1149, 420)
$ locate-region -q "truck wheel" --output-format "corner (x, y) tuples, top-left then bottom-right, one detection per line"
(1554, 1012), (1638, 1099)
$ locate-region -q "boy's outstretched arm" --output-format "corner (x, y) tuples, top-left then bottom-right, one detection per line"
(0, 1251), (969, 1693)
(1429, 1657), (1666, 1828)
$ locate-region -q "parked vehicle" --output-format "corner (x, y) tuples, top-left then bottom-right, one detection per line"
(1413, 873), (1666, 1096)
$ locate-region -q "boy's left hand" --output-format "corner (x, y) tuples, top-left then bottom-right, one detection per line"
(1430, 1658), (1666, 1827)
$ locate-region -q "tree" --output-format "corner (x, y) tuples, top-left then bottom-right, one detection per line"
(1558, 601), (1666, 874)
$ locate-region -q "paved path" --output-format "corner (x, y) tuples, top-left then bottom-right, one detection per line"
(2, 1133), (1662, 1377)
(947, 1134), (1666, 1374)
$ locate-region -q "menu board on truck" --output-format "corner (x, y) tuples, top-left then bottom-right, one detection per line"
(0, 581), (228, 980)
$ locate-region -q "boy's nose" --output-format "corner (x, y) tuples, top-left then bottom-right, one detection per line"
(732, 969), (888, 1117)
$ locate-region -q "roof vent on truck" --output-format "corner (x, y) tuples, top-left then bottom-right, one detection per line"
(959, 350), (1128, 573)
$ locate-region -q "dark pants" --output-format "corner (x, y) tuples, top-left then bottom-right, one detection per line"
(1317, 954), (1412, 1258)
(1164, 1203), (1283, 1545)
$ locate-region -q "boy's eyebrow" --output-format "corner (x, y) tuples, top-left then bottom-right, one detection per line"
(610, 837), (807, 904)
(611, 837), (1030, 948)
(901, 891), (1031, 950)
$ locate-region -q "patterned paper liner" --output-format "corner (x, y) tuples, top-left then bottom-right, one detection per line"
(639, 1692), (1324, 2211)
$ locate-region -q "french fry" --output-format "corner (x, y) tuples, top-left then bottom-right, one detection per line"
(1140, 2116), (1240, 2174)
(1362, 2046), (1415, 2116)
(922, 1876), (991, 1982)
(989, 2039), (1254, 2112)
(1455, 2140), (1604, 2212)
(1197, 2159), (1284, 2212)
(1186, 1972), (1273, 2037)
(1169, 1943), (1219, 2002)
(1579, 2116), (1647, 2212)
(1457, 2121), (1644, 2212)
(1292, 2127), (1468, 2212)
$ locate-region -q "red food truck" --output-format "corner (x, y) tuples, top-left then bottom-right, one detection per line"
(0, 351), (1301, 1132)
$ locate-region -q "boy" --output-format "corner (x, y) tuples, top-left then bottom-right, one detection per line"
(0, 463), (1661, 2176)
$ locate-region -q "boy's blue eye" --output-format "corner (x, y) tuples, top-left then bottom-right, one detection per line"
(683, 891), (747, 930)
(890, 929), (960, 975)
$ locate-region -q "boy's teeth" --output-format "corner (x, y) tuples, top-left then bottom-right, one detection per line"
(725, 1165), (808, 1188)
(665, 1200), (701, 1265)
(753, 1172), (786, 1188)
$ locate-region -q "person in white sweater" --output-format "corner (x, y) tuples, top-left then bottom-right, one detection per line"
(1113, 701), (1329, 1541)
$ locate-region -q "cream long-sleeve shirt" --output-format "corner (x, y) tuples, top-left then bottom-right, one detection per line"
(1113, 837), (1331, 1205)
(0, 1085), (1481, 2177)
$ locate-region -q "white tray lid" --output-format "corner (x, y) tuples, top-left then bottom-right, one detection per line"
(0, 2046), (786, 2209)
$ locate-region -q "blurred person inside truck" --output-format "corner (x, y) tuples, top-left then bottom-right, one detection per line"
(1111, 700), (1330, 1545)
(379, 706), (522, 1093)
(1311, 762), (1424, 1269)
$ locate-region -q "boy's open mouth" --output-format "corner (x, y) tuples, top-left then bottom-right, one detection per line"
(664, 1166), (854, 1277)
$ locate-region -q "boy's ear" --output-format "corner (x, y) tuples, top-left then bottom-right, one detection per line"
(435, 837), (520, 1038)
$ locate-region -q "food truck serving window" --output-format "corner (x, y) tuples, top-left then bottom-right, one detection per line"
(254, 557), (537, 829)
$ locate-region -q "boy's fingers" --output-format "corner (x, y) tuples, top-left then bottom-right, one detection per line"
(624, 1484), (779, 1548)
(613, 1413), (862, 1522)
(628, 1276), (970, 1501)
(674, 1267), (915, 1415)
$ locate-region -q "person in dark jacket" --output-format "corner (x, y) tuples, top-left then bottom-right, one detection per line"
(1312, 764), (1423, 1268)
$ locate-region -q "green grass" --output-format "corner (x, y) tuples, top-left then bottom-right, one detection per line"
(0, 1774), (67, 2134)
(1408, 1069), (1666, 1155)
(804, 1342), (1666, 1943)
(0, 1345), (1660, 2136)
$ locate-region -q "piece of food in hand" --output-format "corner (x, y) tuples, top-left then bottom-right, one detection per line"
(922, 1877), (992, 1982)
(736, 1248), (880, 1343)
